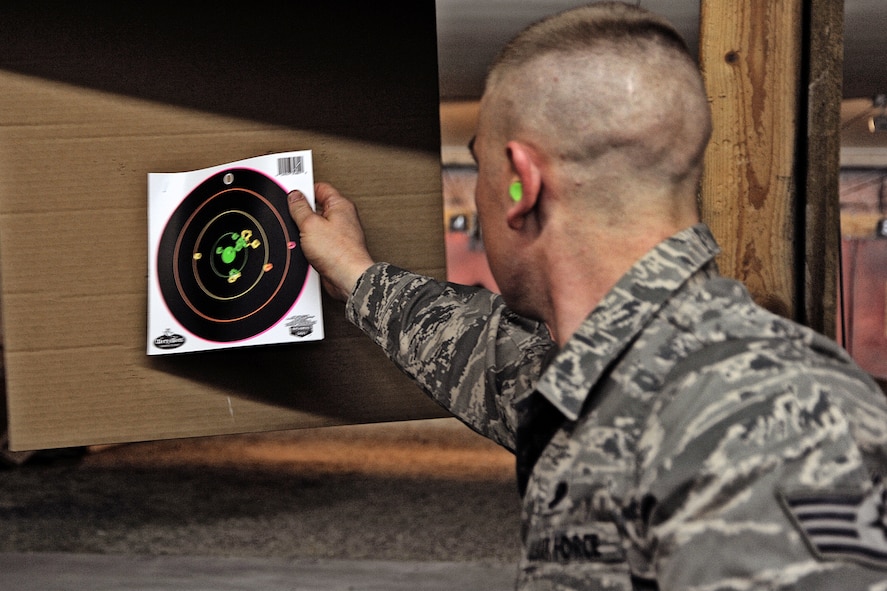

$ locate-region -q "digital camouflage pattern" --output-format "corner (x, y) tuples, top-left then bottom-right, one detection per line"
(346, 224), (887, 590)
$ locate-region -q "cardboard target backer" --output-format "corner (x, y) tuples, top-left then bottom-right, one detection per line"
(147, 151), (324, 355)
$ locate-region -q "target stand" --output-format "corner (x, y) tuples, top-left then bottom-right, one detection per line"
(147, 151), (323, 355)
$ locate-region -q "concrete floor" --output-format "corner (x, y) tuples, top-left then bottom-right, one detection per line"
(0, 553), (516, 591)
(0, 419), (521, 590)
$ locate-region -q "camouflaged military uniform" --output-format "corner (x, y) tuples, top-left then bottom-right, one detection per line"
(346, 223), (887, 590)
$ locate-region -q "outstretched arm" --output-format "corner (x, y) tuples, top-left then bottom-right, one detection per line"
(288, 181), (553, 449)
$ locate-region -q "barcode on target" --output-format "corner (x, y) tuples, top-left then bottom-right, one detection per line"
(277, 156), (305, 176)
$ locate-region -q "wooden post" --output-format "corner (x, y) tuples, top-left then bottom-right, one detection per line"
(699, 1), (803, 320)
(803, 0), (844, 338)
(698, 0), (844, 336)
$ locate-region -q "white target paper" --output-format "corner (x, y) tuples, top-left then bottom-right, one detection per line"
(147, 151), (324, 355)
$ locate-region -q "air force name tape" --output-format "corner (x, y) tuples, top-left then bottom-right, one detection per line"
(780, 483), (887, 569)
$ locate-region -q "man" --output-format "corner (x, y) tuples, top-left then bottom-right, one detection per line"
(288, 2), (887, 589)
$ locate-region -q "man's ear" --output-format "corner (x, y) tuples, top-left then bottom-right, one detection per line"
(505, 141), (542, 230)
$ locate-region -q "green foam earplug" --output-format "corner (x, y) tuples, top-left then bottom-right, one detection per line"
(509, 181), (523, 202)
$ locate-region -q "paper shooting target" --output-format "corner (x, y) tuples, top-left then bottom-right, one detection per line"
(156, 167), (309, 343)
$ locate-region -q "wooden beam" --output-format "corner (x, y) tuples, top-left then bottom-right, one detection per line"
(698, 1), (845, 337)
(698, 1), (804, 320)
(804, 0), (844, 338)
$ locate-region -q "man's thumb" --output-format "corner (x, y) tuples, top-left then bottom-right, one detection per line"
(287, 190), (314, 225)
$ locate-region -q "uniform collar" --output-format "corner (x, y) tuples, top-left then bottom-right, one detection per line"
(533, 224), (721, 420)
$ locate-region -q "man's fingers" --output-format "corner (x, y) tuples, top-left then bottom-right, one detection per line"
(313, 182), (356, 220)
(313, 182), (340, 209)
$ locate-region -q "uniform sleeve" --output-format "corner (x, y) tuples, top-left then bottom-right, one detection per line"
(345, 263), (554, 451)
(635, 346), (887, 590)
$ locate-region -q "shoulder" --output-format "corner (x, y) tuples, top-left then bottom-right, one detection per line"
(638, 271), (887, 464)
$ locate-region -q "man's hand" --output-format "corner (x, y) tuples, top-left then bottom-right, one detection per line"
(288, 182), (375, 302)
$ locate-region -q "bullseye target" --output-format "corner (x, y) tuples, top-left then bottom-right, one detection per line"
(148, 151), (323, 354)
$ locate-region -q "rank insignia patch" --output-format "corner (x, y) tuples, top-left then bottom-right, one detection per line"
(780, 483), (887, 569)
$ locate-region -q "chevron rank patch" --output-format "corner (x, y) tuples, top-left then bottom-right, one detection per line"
(780, 483), (887, 569)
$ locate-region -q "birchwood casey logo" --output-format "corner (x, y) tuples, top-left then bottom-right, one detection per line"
(286, 314), (317, 338)
(153, 329), (186, 350)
